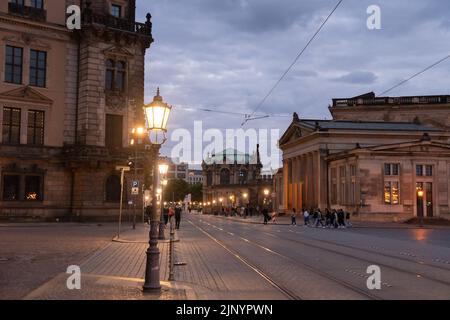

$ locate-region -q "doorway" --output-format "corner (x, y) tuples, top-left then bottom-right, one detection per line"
(416, 182), (433, 218)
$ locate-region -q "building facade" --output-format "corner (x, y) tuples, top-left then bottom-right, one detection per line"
(187, 169), (203, 185)
(0, 0), (154, 221)
(201, 146), (273, 212)
(279, 93), (450, 221)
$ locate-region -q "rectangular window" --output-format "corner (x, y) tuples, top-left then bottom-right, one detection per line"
(30, 50), (47, 87)
(2, 175), (20, 200)
(425, 165), (433, 177)
(10, 0), (24, 5)
(111, 4), (121, 17)
(384, 181), (400, 205)
(384, 182), (391, 204)
(25, 175), (41, 201)
(384, 163), (391, 176)
(5, 46), (23, 84)
(30, 0), (44, 9)
(339, 166), (346, 178)
(2, 107), (21, 144)
(27, 110), (44, 145)
(385, 163), (399, 176)
(105, 114), (123, 148)
(416, 165), (423, 176)
(350, 164), (356, 177)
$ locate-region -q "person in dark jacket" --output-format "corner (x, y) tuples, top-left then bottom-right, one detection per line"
(262, 207), (270, 225)
(163, 206), (169, 225)
(175, 206), (182, 229)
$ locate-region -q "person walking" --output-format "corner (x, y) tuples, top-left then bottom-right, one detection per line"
(262, 207), (270, 225)
(291, 208), (297, 225)
(346, 211), (353, 227)
(163, 206), (169, 225)
(303, 208), (310, 226)
(175, 205), (182, 229)
(338, 209), (346, 228)
(332, 209), (339, 228)
(315, 209), (325, 228)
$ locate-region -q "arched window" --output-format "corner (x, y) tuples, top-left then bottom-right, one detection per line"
(105, 59), (126, 92)
(239, 170), (247, 184)
(116, 61), (126, 91)
(207, 171), (213, 186)
(220, 169), (230, 185)
(105, 175), (121, 202)
(105, 59), (115, 90)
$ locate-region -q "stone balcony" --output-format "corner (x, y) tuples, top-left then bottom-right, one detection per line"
(8, 2), (47, 22)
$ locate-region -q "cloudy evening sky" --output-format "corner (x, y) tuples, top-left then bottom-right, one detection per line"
(136, 0), (450, 169)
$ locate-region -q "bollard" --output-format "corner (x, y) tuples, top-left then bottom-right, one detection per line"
(168, 216), (175, 281)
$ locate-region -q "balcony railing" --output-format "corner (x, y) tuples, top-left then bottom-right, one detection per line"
(83, 12), (152, 37)
(332, 95), (450, 107)
(8, 3), (47, 22)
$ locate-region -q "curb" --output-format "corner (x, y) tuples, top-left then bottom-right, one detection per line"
(112, 236), (180, 244)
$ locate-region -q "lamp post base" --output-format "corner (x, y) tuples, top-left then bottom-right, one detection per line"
(158, 220), (165, 240)
(143, 220), (161, 292)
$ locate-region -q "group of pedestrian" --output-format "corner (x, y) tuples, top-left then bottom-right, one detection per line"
(145, 204), (183, 230)
(291, 208), (352, 228)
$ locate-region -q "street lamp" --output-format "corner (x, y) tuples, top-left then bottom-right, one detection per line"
(143, 88), (172, 292)
(158, 163), (169, 240)
(131, 127), (145, 229)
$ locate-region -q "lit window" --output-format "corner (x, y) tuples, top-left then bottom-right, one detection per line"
(384, 181), (400, 205)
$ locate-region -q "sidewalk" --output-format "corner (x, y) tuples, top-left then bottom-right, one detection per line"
(24, 224), (193, 300)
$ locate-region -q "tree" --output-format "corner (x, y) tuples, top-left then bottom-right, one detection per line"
(189, 183), (203, 202)
(163, 179), (190, 202)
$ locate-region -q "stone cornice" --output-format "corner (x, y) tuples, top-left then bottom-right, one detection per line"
(0, 13), (70, 36)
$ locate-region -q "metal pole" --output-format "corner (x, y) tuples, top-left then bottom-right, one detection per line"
(143, 145), (161, 291)
(118, 168), (124, 239)
(133, 141), (137, 229)
(168, 215), (175, 281)
(158, 181), (165, 240)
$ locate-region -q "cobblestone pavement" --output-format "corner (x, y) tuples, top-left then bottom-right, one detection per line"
(0, 223), (119, 299)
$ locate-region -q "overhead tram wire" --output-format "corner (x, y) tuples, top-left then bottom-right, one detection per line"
(242, 0), (344, 127)
(173, 105), (290, 119)
(378, 53), (450, 96)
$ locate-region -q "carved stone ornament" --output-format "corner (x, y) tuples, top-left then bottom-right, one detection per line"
(105, 91), (127, 111)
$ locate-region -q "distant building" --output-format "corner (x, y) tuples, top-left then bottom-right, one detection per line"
(159, 157), (189, 181)
(279, 92), (450, 221)
(201, 146), (273, 210)
(187, 169), (203, 185)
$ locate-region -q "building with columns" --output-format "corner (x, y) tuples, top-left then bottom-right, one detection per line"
(201, 147), (273, 211)
(0, 0), (154, 221)
(278, 93), (450, 221)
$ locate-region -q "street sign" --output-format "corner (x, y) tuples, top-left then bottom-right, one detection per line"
(132, 180), (139, 188)
(131, 187), (139, 195)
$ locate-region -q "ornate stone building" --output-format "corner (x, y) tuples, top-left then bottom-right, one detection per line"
(201, 146), (273, 211)
(279, 93), (450, 221)
(0, 0), (154, 220)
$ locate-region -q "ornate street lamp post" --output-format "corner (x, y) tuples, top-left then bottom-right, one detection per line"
(143, 88), (172, 292)
(158, 163), (169, 240)
(130, 127), (144, 230)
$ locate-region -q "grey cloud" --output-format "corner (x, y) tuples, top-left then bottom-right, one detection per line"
(334, 71), (378, 84)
